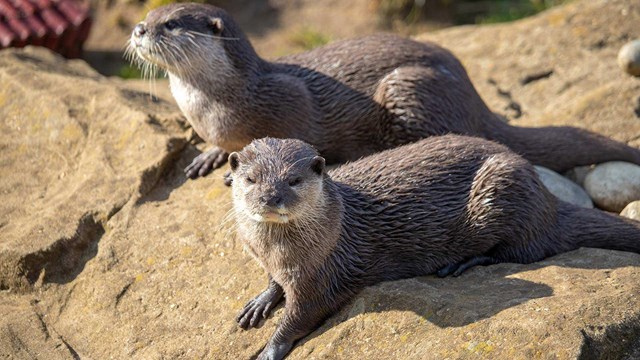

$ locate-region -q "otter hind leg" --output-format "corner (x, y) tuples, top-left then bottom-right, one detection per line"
(437, 256), (500, 277)
(374, 65), (483, 146)
(237, 278), (284, 329)
(184, 146), (228, 179)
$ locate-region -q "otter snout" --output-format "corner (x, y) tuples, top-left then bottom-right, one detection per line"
(133, 23), (146, 38)
(131, 23), (148, 48)
(255, 192), (290, 223)
(259, 194), (283, 208)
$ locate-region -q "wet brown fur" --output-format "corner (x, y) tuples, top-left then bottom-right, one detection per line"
(130, 3), (640, 179)
(230, 136), (640, 360)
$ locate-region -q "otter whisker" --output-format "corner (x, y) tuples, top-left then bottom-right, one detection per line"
(166, 42), (193, 79)
(214, 201), (237, 234)
(186, 37), (200, 50)
(184, 30), (239, 41)
(173, 44), (195, 71)
(157, 39), (175, 70)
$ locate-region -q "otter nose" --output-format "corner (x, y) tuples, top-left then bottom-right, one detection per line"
(260, 195), (283, 208)
(133, 24), (146, 37)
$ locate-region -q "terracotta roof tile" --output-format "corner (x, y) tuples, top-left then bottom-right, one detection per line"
(0, 0), (91, 58)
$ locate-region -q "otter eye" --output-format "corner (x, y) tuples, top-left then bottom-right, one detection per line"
(246, 176), (255, 184)
(288, 177), (302, 186)
(164, 20), (179, 31)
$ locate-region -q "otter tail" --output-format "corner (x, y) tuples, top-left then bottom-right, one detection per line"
(485, 118), (640, 173)
(556, 202), (640, 253)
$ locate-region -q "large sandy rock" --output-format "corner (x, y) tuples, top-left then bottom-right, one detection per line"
(417, 0), (640, 150)
(0, 47), (189, 292)
(2, 0), (640, 358)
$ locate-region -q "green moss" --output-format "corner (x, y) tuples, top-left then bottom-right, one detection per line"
(146, 0), (205, 11)
(375, 0), (572, 26)
(290, 28), (331, 50)
(118, 64), (143, 79)
(476, 0), (572, 24)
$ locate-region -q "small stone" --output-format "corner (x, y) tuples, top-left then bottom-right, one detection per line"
(584, 161), (640, 212)
(617, 40), (640, 76)
(620, 201), (640, 221)
(535, 166), (593, 208)
(563, 165), (594, 187)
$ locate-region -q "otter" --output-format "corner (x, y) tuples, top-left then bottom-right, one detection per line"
(128, 3), (640, 180)
(229, 136), (640, 360)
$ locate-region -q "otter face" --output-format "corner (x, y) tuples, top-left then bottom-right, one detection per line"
(230, 138), (326, 225)
(127, 4), (233, 77)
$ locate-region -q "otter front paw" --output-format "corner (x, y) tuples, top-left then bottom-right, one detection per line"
(256, 341), (293, 360)
(223, 170), (232, 186)
(236, 286), (284, 329)
(184, 147), (228, 179)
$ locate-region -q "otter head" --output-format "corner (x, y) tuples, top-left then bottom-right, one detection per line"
(230, 138), (326, 225)
(128, 3), (246, 79)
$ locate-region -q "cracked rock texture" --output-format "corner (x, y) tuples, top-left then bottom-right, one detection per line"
(1, 0), (640, 358)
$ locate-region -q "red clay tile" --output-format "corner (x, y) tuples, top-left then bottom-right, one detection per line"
(57, 0), (84, 25)
(0, 0), (91, 57)
(0, 0), (19, 18)
(7, 18), (30, 40)
(0, 22), (15, 47)
(14, 0), (36, 16)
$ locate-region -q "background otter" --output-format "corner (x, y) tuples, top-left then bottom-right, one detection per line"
(229, 136), (640, 360)
(128, 3), (640, 179)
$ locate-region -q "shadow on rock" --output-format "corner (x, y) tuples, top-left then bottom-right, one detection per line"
(21, 214), (104, 285)
(295, 248), (640, 348)
(579, 312), (640, 360)
(135, 144), (232, 205)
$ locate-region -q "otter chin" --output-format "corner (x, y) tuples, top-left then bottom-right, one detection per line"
(251, 210), (290, 224)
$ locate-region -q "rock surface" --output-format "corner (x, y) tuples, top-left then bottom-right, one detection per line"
(584, 161), (640, 212)
(621, 200), (640, 221)
(2, 0), (640, 358)
(618, 39), (640, 76)
(534, 166), (593, 208)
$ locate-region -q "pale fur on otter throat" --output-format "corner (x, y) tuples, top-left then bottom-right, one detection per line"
(128, 3), (640, 183)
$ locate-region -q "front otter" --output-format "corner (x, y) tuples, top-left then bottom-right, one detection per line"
(230, 137), (640, 360)
(129, 3), (640, 181)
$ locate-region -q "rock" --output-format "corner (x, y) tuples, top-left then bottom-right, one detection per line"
(417, 1), (640, 145)
(2, 0), (640, 359)
(0, 294), (80, 359)
(535, 166), (593, 208)
(0, 46), (189, 290)
(618, 40), (640, 76)
(563, 165), (594, 187)
(621, 200), (640, 221)
(584, 161), (640, 212)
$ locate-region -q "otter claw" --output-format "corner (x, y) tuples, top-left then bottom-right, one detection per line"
(237, 285), (284, 330)
(184, 147), (228, 179)
(223, 170), (233, 186)
(237, 297), (277, 329)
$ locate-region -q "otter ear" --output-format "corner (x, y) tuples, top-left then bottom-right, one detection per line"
(209, 17), (224, 35)
(229, 152), (239, 171)
(310, 156), (325, 175)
